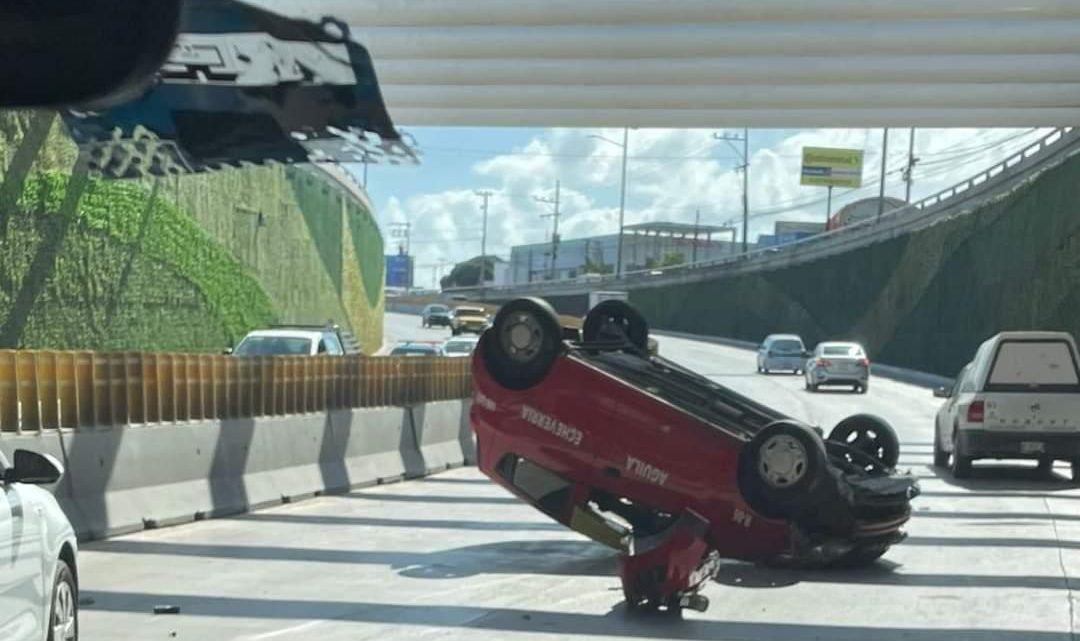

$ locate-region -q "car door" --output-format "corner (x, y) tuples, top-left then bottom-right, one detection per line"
(938, 365), (972, 449)
(0, 472), (46, 641)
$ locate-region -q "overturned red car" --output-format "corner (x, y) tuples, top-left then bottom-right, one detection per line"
(470, 297), (919, 614)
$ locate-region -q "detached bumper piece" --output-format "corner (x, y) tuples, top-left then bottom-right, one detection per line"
(618, 512), (716, 614)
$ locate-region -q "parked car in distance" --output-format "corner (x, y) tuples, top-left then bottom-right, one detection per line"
(451, 306), (491, 336)
(443, 335), (480, 357)
(757, 334), (808, 374)
(0, 449), (79, 641)
(229, 324), (354, 357)
(933, 331), (1080, 480)
(390, 341), (445, 357)
(422, 304), (453, 328)
(805, 341), (870, 393)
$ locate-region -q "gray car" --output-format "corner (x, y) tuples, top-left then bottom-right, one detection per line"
(756, 334), (808, 374)
(805, 341), (870, 393)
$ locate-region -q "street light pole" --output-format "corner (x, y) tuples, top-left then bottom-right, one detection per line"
(616, 127), (629, 278)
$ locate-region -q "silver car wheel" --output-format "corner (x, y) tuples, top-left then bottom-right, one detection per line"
(52, 575), (77, 640)
(758, 434), (809, 488)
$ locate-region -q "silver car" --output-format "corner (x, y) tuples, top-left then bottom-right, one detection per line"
(756, 334), (808, 374)
(805, 341), (870, 393)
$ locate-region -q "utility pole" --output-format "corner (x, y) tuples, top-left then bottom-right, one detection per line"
(534, 180), (561, 280)
(714, 129), (750, 253)
(474, 190), (493, 287)
(903, 127), (918, 203)
(692, 208), (701, 264)
(877, 128), (889, 221)
(587, 130), (630, 277)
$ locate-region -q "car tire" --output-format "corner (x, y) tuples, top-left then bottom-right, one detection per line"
(1071, 459), (1080, 485)
(1037, 456), (1054, 477)
(583, 300), (649, 350)
(828, 413), (900, 469)
(738, 420), (828, 519)
(951, 429), (973, 479)
(480, 297), (563, 391)
(857, 382), (869, 394)
(48, 559), (78, 641)
(932, 421), (949, 468)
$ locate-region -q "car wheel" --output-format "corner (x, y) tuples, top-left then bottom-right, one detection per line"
(582, 300), (649, 350)
(738, 420), (827, 519)
(1037, 456), (1054, 477)
(932, 420), (949, 468)
(1070, 459), (1080, 484)
(48, 559), (77, 641)
(951, 429), (973, 479)
(857, 382), (869, 394)
(480, 297), (563, 391)
(828, 414), (900, 469)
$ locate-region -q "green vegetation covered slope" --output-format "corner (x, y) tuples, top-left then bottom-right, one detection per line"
(633, 152), (1080, 377)
(0, 111), (384, 352)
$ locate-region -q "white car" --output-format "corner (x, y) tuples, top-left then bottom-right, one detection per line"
(804, 341), (870, 393)
(229, 326), (349, 356)
(756, 334), (808, 374)
(933, 331), (1080, 480)
(0, 449), (78, 641)
(443, 335), (480, 358)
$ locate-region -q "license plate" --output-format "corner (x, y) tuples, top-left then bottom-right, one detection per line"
(1020, 441), (1045, 454)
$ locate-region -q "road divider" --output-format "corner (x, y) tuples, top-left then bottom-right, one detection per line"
(0, 351), (474, 540)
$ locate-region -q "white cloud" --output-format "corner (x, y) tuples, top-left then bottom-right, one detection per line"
(372, 125), (1050, 282)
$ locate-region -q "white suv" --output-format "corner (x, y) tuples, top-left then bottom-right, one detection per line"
(934, 331), (1080, 480)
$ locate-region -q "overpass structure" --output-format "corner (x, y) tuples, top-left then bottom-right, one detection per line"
(253, 0), (1080, 127)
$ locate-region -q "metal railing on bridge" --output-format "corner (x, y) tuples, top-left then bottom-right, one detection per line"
(0, 352), (471, 434)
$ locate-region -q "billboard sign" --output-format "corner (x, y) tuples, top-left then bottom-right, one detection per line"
(800, 147), (864, 188)
(385, 254), (412, 288)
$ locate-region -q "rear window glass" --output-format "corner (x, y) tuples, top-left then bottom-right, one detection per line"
(986, 340), (1080, 391)
(391, 346), (439, 356)
(823, 345), (861, 356)
(771, 339), (803, 353)
(455, 307), (485, 316)
(427, 305), (449, 313)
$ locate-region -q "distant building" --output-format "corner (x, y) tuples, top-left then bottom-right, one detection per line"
(828, 196), (907, 229)
(509, 221), (738, 284)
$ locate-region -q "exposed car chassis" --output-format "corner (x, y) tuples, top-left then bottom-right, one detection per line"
(471, 298), (919, 614)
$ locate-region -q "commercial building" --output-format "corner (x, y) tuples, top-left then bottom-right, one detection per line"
(509, 222), (738, 283)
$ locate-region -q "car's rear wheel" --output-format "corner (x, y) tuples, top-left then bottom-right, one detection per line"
(1071, 459), (1080, 485)
(951, 429), (973, 479)
(481, 297), (563, 391)
(1037, 456), (1054, 477)
(48, 559), (77, 641)
(828, 414), (900, 469)
(738, 421), (827, 519)
(582, 300), (649, 351)
(932, 421), (949, 467)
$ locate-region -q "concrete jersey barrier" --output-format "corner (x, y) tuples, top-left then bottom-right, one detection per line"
(0, 400), (473, 541)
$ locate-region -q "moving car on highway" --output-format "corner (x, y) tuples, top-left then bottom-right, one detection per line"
(757, 334), (809, 374)
(390, 341), (445, 357)
(443, 335), (480, 357)
(933, 331), (1080, 480)
(421, 304), (453, 328)
(805, 342), (871, 393)
(0, 449), (79, 641)
(451, 306), (491, 336)
(228, 324), (358, 357)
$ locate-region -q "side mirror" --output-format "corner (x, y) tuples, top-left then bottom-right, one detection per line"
(803, 350), (812, 358)
(933, 386), (952, 399)
(222, 346), (234, 355)
(4, 450), (63, 485)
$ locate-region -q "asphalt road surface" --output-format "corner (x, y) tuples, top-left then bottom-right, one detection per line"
(80, 321), (1080, 640)
(377, 312), (457, 354)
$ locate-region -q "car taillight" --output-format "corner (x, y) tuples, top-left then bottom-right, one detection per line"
(857, 358), (870, 367)
(818, 359), (832, 367)
(967, 400), (985, 423)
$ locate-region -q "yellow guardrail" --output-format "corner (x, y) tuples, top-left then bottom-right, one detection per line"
(0, 352), (472, 434)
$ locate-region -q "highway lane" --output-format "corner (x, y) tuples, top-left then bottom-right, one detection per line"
(79, 321), (1080, 640)
(377, 312), (456, 353)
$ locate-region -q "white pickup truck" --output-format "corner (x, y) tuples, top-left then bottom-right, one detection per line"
(933, 331), (1080, 480)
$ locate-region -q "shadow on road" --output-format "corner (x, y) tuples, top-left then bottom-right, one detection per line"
(82, 590), (1067, 641)
(232, 511), (563, 532)
(345, 491), (521, 505)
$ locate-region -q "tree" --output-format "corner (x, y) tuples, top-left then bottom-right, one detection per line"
(440, 255), (495, 289)
(661, 252), (686, 267)
(583, 260), (613, 275)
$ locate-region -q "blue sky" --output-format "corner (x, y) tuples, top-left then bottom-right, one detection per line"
(350, 126), (1047, 281)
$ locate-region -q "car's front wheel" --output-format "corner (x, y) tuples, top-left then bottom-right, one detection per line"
(738, 421), (828, 519)
(49, 559), (77, 641)
(932, 420), (949, 467)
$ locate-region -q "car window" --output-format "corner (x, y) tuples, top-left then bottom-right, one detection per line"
(771, 339), (803, 353)
(391, 345), (439, 356)
(954, 365), (973, 394)
(822, 345), (861, 356)
(427, 305), (448, 314)
(322, 333), (343, 355)
(233, 337), (312, 356)
(444, 341), (477, 354)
